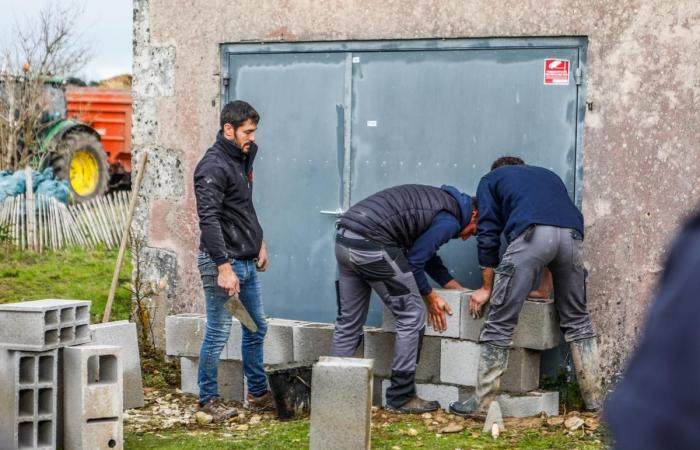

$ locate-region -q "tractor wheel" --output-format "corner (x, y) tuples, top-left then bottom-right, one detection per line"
(51, 131), (110, 202)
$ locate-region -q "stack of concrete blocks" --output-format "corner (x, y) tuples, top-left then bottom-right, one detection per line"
(0, 300), (92, 449)
(63, 345), (123, 450)
(310, 357), (374, 450)
(166, 315), (365, 401)
(375, 289), (562, 417)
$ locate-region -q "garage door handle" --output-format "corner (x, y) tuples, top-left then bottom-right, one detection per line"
(320, 208), (346, 217)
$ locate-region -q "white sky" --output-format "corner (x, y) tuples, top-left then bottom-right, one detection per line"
(0, 0), (133, 82)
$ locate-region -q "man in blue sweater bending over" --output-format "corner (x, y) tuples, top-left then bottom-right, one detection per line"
(331, 184), (478, 413)
(450, 157), (602, 417)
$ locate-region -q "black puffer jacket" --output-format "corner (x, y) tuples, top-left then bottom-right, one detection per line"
(194, 132), (262, 265)
(338, 184), (463, 249)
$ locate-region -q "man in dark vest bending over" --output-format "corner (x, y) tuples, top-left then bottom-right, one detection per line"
(330, 184), (478, 413)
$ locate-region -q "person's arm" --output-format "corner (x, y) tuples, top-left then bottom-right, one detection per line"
(469, 267), (494, 317)
(194, 162), (240, 294)
(424, 254), (460, 288)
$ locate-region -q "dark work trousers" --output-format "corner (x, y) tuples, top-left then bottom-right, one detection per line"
(330, 228), (427, 407)
(480, 225), (596, 347)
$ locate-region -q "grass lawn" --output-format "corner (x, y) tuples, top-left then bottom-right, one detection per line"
(0, 245), (132, 322)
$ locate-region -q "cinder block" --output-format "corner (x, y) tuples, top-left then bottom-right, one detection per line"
(180, 356), (244, 401)
(165, 314), (241, 360)
(363, 328), (440, 382)
(89, 321), (145, 409)
(382, 289), (465, 338)
(310, 357), (374, 450)
(264, 318), (302, 365)
(459, 298), (561, 350)
(439, 340), (540, 392)
(292, 322), (335, 362)
(63, 345), (123, 450)
(381, 379), (472, 411)
(0, 348), (58, 449)
(0, 299), (91, 351)
(498, 391), (559, 417)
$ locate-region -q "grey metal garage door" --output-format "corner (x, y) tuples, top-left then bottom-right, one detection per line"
(222, 38), (588, 324)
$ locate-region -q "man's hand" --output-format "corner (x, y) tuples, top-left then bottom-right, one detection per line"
(424, 291), (454, 332)
(469, 287), (491, 319)
(218, 263), (240, 295)
(442, 279), (465, 290)
(255, 241), (269, 272)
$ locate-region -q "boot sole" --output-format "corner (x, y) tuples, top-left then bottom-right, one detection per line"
(448, 406), (485, 420)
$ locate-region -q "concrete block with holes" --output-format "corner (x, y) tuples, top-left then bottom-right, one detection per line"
(0, 348), (58, 449)
(0, 299), (92, 351)
(165, 314), (242, 360)
(63, 345), (123, 450)
(363, 327), (441, 382)
(380, 379), (473, 411)
(180, 356), (244, 401)
(459, 298), (561, 350)
(439, 340), (540, 392)
(381, 289), (465, 338)
(310, 357), (374, 450)
(264, 318), (302, 365)
(88, 320), (144, 409)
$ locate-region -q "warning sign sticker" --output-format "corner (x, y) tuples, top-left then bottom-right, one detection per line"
(544, 59), (570, 85)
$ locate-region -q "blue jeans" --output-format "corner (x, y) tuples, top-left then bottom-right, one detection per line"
(197, 252), (268, 404)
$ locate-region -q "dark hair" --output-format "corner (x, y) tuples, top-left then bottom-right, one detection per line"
(491, 156), (525, 171)
(220, 100), (260, 130)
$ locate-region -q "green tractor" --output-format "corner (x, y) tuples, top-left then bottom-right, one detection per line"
(38, 78), (110, 201)
(1, 76), (109, 202)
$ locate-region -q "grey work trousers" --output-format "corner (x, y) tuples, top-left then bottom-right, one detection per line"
(330, 229), (427, 374)
(480, 225), (596, 347)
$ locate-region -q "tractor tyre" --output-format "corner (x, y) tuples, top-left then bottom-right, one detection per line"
(51, 131), (110, 202)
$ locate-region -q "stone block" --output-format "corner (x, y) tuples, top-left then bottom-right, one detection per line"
(165, 314), (241, 360)
(0, 299), (91, 351)
(459, 298), (561, 350)
(180, 357), (244, 402)
(63, 345), (123, 450)
(498, 391), (560, 417)
(439, 340), (540, 392)
(382, 289), (465, 338)
(89, 321), (145, 409)
(0, 348), (58, 449)
(363, 328), (440, 382)
(264, 318), (302, 365)
(292, 322), (335, 363)
(310, 357), (373, 450)
(381, 379), (472, 411)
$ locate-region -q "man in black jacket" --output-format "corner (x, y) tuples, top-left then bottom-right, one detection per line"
(331, 184), (478, 413)
(193, 101), (272, 421)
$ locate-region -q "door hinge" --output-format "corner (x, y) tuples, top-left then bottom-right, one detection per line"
(574, 67), (583, 86)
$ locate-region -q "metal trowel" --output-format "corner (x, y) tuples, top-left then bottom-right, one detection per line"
(224, 293), (258, 332)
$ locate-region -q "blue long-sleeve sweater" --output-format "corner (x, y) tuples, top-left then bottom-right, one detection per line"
(476, 165), (583, 268)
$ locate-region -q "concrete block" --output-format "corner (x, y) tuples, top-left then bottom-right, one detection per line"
(459, 298), (561, 350)
(0, 299), (91, 351)
(310, 357), (374, 450)
(439, 340), (540, 392)
(180, 357), (244, 402)
(264, 318), (302, 365)
(381, 379), (472, 411)
(293, 322), (336, 362)
(165, 314), (241, 360)
(0, 348), (58, 449)
(498, 391), (560, 417)
(382, 289), (465, 338)
(363, 328), (440, 382)
(63, 345), (123, 450)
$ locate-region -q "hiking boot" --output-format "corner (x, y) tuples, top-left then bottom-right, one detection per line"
(385, 395), (440, 414)
(449, 343), (509, 418)
(199, 398), (238, 422)
(570, 337), (603, 411)
(246, 390), (275, 412)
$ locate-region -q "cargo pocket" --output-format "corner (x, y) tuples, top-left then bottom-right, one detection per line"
(490, 261), (515, 307)
(198, 260), (219, 289)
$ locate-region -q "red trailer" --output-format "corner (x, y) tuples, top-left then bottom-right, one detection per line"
(66, 87), (132, 188)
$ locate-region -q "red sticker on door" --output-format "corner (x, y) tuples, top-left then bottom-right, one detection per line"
(544, 59), (570, 85)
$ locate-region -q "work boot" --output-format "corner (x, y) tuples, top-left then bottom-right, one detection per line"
(198, 397), (238, 422)
(246, 390), (275, 412)
(386, 395), (440, 414)
(449, 343), (509, 418)
(570, 337), (603, 411)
